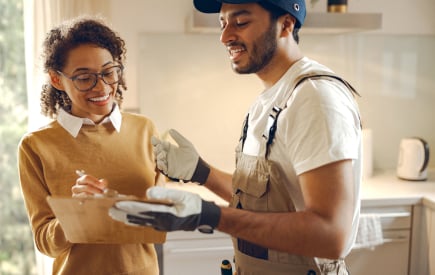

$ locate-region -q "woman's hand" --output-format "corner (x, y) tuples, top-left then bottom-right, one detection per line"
(72, 172), (109, 197)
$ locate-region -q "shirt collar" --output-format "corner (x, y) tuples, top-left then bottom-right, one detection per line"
(57, 104), (122, 138)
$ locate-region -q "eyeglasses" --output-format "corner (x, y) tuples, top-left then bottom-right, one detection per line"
(57, 65), (123, 92)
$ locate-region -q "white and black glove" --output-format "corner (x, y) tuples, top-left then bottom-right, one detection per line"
(109, 186), (221, 234)
(151, 129), (210, 184)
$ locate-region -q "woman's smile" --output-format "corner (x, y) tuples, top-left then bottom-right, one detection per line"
(88, 93), (111, 105)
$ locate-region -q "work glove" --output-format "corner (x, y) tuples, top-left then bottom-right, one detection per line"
(109, 186), (221, 234)
(151, 129), (210, 184)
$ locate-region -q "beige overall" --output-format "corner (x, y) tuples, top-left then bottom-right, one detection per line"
(230, 74), (356, 275)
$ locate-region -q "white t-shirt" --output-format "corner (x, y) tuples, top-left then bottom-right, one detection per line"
(242, 57), (362, 257)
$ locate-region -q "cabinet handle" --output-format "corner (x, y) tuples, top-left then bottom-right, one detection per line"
(166, 246), (234, 254)
(364, 212), (410, 218)
(383, 236), (409, 243)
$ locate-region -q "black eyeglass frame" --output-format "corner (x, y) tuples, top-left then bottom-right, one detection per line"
(56, 65), (124, 92)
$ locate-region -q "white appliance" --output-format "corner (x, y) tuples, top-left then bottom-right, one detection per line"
(163, 230), (234, 275)
(346, 206), (412, 275)
(397, 137), (430, 181)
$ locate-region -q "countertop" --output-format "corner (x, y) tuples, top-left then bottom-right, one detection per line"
(361, 169), (435, 208)
(165, 169), (435, 209)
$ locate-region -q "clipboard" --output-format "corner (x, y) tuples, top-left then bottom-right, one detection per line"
(47, 195), (170, 244)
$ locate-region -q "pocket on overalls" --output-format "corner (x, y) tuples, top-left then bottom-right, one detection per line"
(232, 167), (269, 211)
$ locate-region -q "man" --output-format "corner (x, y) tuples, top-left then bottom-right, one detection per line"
(110, 0), (362, 274)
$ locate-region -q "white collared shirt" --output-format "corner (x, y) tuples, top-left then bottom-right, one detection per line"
(57, 104), (122, 137)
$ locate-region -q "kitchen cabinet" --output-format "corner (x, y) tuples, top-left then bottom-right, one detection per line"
(160, 171), (435, 275)
(161, 183), (233, 274)
(360, 170), (435, 274)
(162, 230), (233, 275)
(345, 205), (412, 275)
(161, 204), (415, 275)
(405, 201), (435, 275)
(408, 204), (429, 275)
(429, 210), (435, 275)
(429, 208), (435, 275)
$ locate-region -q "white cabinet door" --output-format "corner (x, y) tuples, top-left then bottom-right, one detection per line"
(346, 230), (410, 275)
(346, 205), (412, 275)
(430, 209), (435, 275)
(163, 231), (234, 275)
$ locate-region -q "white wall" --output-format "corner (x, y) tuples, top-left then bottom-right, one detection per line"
(109, 0), (192, 110)
(110, 0), (435, 111)
(300, 34), (435, 171)
(109, 0), (435, 173)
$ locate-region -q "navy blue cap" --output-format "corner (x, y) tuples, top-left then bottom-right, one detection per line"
(193, 0), (306, 28)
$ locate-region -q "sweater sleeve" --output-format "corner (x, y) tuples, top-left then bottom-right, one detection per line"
(18, 135), (72, 257)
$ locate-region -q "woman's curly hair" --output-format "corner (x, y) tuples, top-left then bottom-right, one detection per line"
(40, 16), (127, 119)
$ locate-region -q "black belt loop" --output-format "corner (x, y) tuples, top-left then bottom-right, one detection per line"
(262, 105), (282, 158)
(239, 114), (249, 151)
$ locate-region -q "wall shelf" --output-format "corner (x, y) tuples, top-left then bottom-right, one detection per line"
(187, 10), (382, 34)
(303, 12), (382, 34)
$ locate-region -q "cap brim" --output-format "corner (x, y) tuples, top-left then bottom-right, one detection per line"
(193, 0), (261, 13)
(193, 0), (222, 13)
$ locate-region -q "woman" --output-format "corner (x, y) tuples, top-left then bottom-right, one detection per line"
(18, 16), (162, 274)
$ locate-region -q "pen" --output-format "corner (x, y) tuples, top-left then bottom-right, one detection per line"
(75, 170), (119, 197)
(75, 169), (86, 177)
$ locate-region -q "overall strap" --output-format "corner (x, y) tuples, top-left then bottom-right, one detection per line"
(294, 73), (360, 99)
(262, 73), (360, 158)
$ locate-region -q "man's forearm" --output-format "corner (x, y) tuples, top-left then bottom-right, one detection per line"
(204, 167), (233, 202)
(217, 207), (350, 259)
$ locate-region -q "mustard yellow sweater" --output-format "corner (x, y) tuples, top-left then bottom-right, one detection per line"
(18, 112), (162, 275)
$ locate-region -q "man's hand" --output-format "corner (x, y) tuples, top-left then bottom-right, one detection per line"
(151, 129), (210, 184)
(109, 186), (221, 233)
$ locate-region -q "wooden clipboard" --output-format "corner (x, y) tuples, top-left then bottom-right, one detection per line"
(47, 196), (169, 244)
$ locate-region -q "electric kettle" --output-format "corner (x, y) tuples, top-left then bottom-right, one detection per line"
(397, 137), (430, 181)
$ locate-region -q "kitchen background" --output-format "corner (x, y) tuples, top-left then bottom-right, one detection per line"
(102, 0), (435, 174)
(12, 0), (434, 274)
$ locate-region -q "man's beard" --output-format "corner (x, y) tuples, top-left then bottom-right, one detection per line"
(232, 22), (278, 74)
